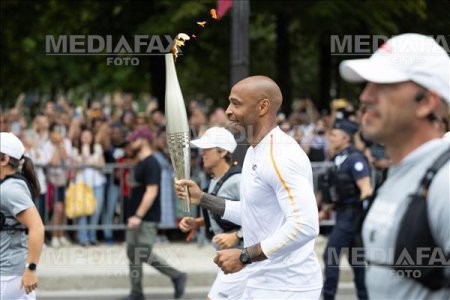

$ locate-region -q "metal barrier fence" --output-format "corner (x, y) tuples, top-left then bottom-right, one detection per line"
(35, 163), (133, 232)
(33, 162), (335, 234)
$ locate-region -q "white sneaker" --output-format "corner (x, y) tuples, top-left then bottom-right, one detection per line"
(51, 237), (61, 248)
(59, 236), (72, 246)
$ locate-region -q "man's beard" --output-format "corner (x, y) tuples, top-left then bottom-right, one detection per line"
(227, 123), (249, 144)
(131, 147), (141, 158)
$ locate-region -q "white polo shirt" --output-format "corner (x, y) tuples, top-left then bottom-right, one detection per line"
(223, 126), (323, 291)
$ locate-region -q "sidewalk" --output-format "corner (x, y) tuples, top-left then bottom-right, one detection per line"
(38, 242), (218, 291)
(37, 235), (354, 291)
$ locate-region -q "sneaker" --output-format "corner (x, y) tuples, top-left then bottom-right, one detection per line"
(156, 235), (170, 244)
(50, 237), (61, 248)
(120, 293), (145, 300)
(172, 273), (187, 299)
(59, 236), (72, 246)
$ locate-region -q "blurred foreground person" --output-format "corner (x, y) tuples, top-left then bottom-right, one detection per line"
(0, 132), (45, 299)
(340, 33), (450, 299)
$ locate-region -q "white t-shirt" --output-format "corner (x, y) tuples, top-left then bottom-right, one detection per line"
(72, 144), (106, 187)
(223, 126), (322, 291)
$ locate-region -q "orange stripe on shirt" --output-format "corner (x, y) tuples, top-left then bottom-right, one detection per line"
(265, 134), (302, 255)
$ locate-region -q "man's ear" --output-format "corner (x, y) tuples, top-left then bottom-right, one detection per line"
(416, 91), (441, 120)
(220, 150), (228, 158)
(259, 99), (270, 116)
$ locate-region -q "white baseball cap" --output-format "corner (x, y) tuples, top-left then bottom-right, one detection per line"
(340, 33), (450, 103)
(190, 127), (237, 153)
(0, 132), (25, 160)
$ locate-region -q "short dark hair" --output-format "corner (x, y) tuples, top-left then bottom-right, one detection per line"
(49, 122), (59, 132)
(0, 153), (40, 198)
(217, 148), (232, 164)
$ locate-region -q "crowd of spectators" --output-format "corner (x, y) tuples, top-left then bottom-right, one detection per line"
(2, 91), (424, 246)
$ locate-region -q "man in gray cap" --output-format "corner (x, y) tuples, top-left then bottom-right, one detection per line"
(340, 33), (450, 299)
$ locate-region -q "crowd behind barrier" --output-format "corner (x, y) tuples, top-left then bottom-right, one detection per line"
(1, 93), (389, 246)
(32, 161), (335, 229)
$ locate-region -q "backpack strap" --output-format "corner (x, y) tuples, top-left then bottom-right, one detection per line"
(0, 173), (30, 234)
(210, 165), (241, 197)
(416, 146), (450, 198)
(393, 147), (450, 290)
(203, 165), (242, 239)
(367, 147), (450, 290)
(0, 173), (33, 197)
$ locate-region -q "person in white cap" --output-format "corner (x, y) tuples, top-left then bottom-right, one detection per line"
(0, 132), (45, 299)
(340, 33), (450, 299)
(176, 76), (322, 299)
(178, 127), (249, 300)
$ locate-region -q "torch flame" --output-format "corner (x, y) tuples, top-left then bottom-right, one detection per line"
(170, 7), (221, 60)
(210, 9), (218, 20)
(171, 33), (191, 59)
(196, 21), (207, 27)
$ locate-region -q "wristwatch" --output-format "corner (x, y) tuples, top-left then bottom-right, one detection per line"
(239, 248), (252, 265)
(26, 263), (37, 271)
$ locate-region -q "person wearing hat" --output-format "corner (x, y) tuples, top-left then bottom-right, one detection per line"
(0, 132), (45, 299)
(123, 127), (186, 300)
(319, 118), (372, 300)
(175, 76), (322, 299)
(178, 127), (249, 300)
(340, 33), (450, 298)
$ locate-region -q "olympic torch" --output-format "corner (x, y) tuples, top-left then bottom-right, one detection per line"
(165, 53), (191, 213)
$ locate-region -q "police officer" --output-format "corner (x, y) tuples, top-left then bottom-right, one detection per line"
(320, 118), (373, 300)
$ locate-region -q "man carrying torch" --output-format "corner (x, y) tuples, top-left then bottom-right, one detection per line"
(175, 76), (323, 299)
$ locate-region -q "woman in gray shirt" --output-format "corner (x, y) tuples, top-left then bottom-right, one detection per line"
(0, 132), (45, 299)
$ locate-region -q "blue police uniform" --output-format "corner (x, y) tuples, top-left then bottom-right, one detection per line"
(323, 141), (370, 299)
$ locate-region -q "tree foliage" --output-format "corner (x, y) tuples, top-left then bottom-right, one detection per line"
(1, 0), (448, 110)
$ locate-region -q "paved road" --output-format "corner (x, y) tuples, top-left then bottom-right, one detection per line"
(38, 283), (358, 300)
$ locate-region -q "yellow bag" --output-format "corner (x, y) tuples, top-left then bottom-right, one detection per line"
(65, 182), (97, 219)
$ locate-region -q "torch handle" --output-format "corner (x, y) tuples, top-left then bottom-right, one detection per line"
(183, 186), (190, 213)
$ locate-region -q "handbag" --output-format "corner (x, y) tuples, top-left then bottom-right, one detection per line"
(65, 181), (97, 218)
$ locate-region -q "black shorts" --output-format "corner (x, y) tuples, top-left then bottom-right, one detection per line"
(48, 183), (66, 203)
(55, 187), (65, 202)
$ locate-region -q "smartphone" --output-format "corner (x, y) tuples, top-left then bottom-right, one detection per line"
(11, 122), (21, 135)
